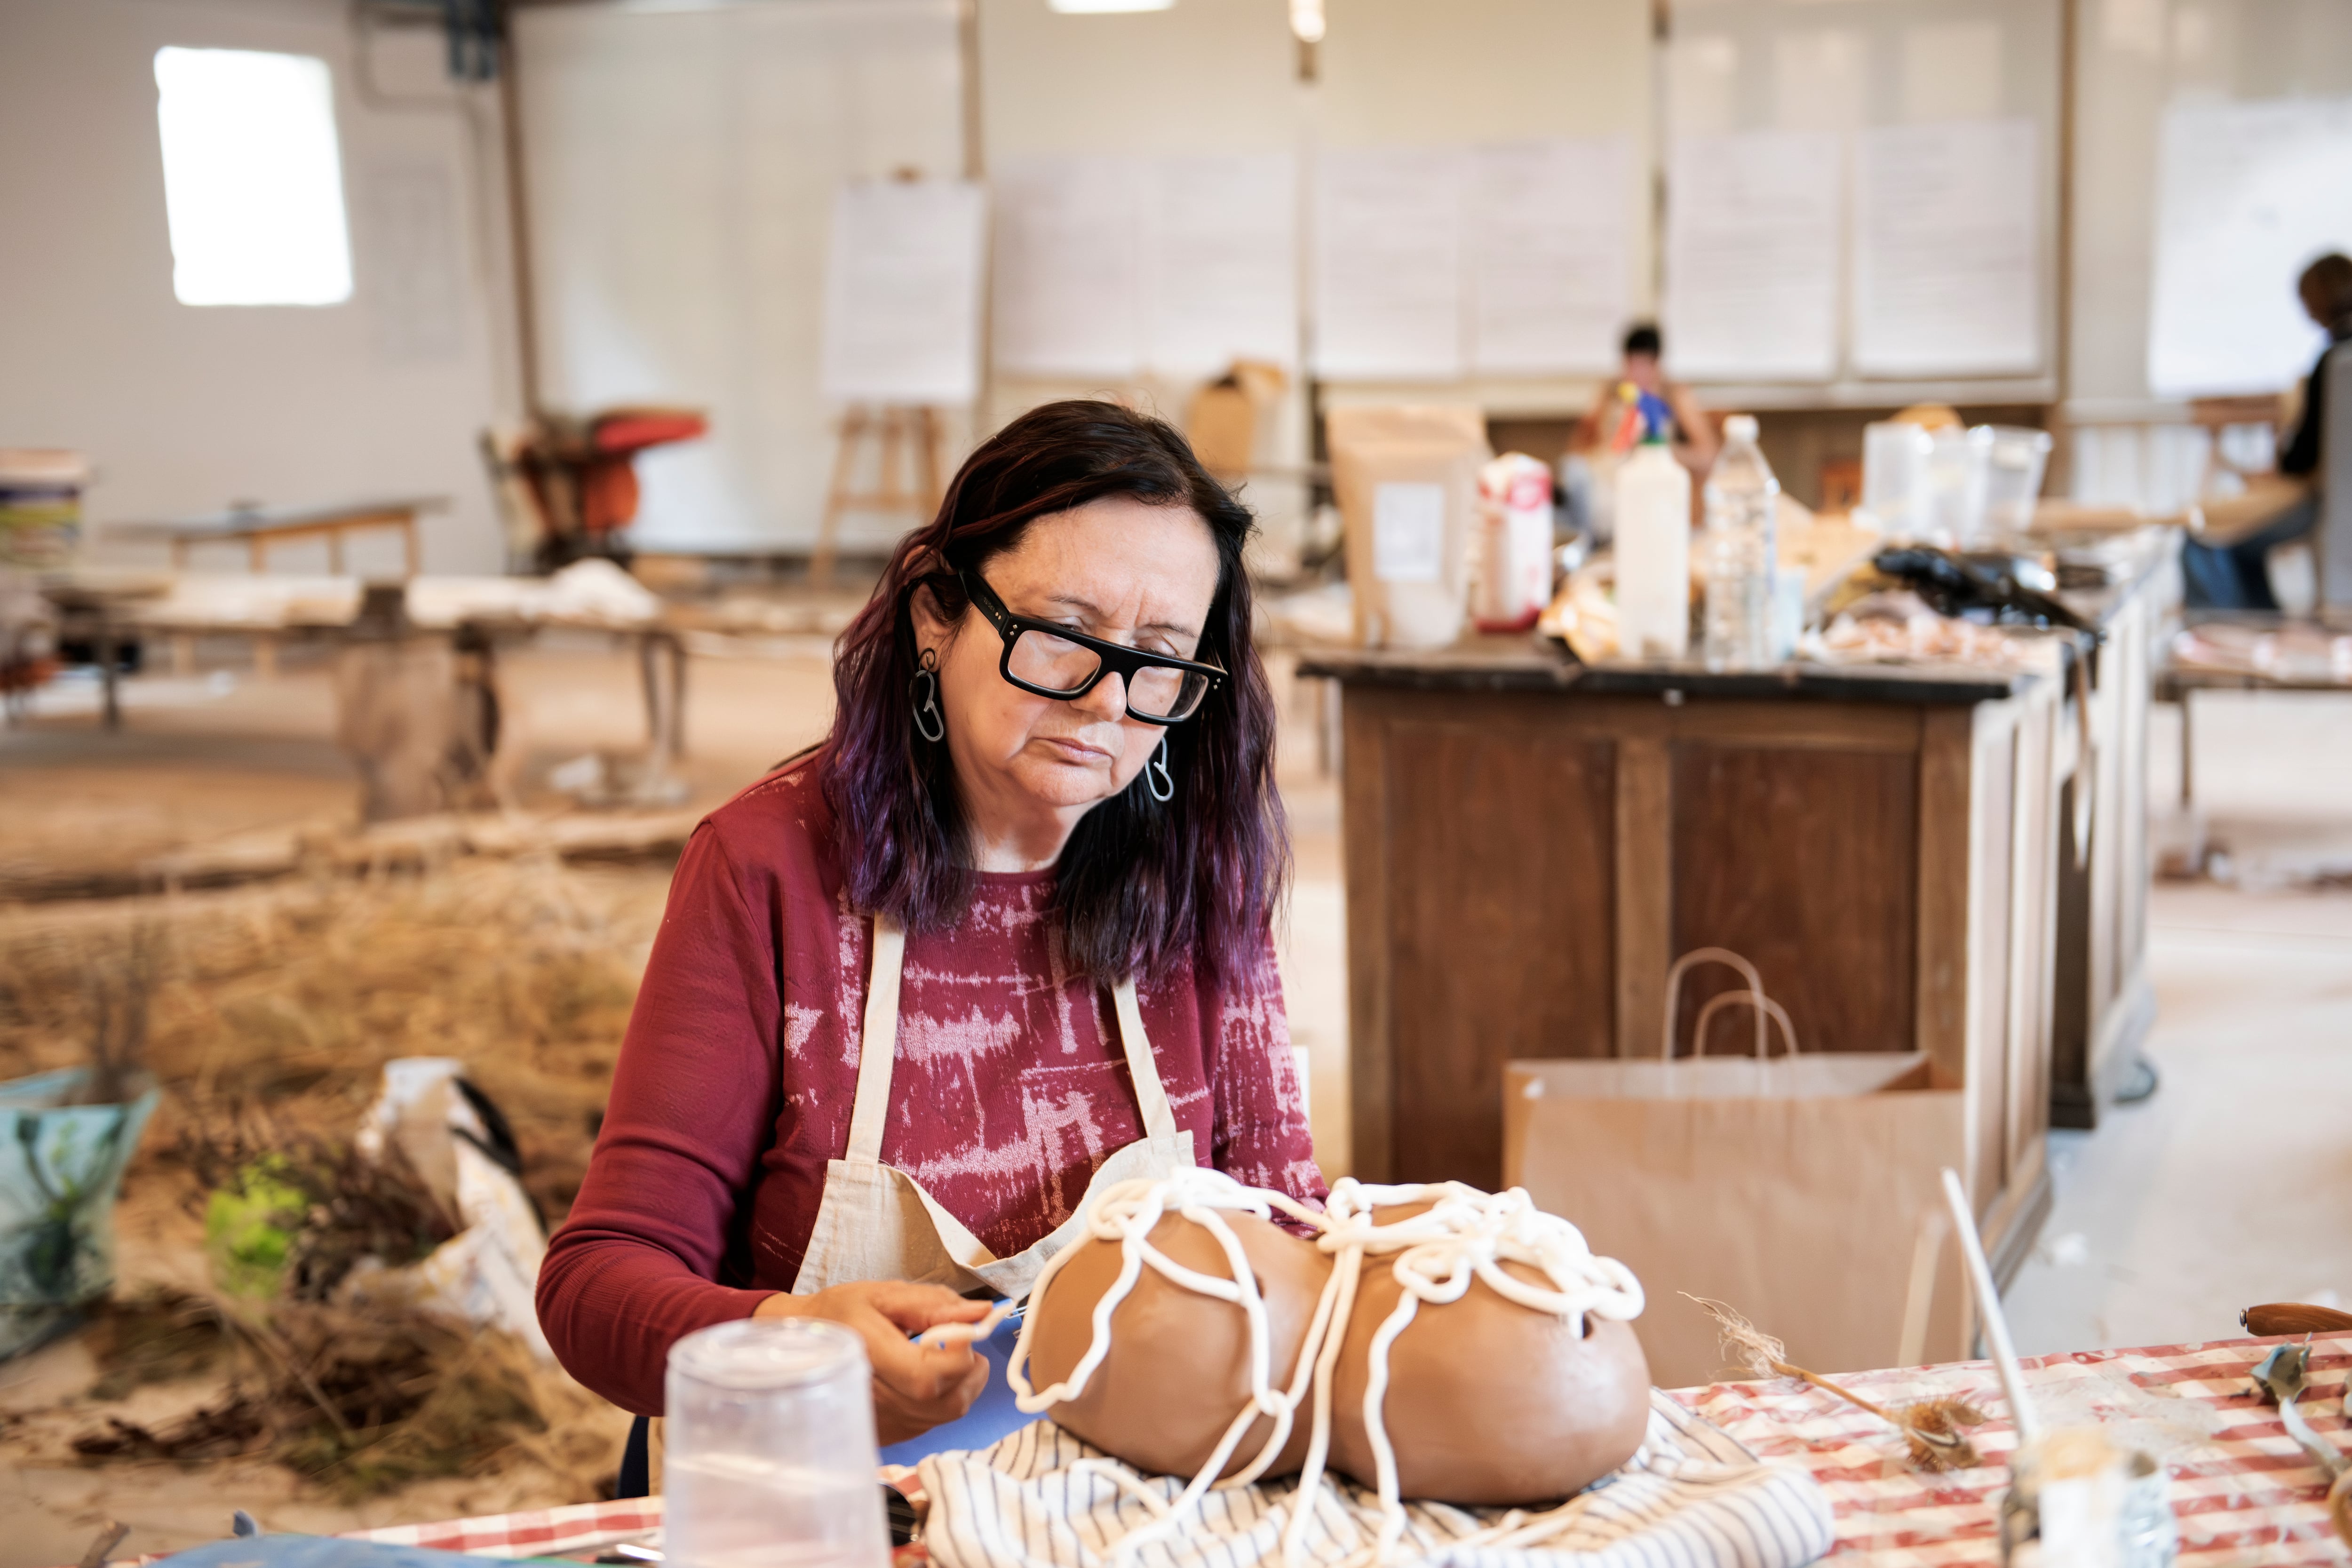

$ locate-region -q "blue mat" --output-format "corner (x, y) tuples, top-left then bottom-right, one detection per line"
(879, 1311), (1037, 1466)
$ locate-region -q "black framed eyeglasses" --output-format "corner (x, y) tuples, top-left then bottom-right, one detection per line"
(960, 571), (1223, 724)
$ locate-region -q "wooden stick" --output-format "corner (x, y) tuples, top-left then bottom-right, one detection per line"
(1941, 1166), (2040, 1444)
(2245, 1303), (2352, 1337)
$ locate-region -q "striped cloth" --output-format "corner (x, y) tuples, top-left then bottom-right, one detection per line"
(308, 1333), (2352, 1568)
(912, 1393), (1836, 1568)
(1674, 1331), (2352, 1566)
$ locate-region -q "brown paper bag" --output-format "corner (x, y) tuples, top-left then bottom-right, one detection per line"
(1328, 406), (1488, 650)
(1501, 952), (1966, 1388)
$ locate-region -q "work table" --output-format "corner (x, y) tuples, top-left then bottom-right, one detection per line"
(1296, 527), (2175, 1370)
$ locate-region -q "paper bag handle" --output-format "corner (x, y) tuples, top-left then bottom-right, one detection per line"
(1661, 947), (1772, 1060)
(1691, 989), (1801, 1060)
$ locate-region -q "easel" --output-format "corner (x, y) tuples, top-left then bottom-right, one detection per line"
(813, 406), (945, 588)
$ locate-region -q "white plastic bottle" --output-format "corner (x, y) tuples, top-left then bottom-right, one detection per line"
(1613, 432), (1692, 660)
(1702, 414), (1780, 670)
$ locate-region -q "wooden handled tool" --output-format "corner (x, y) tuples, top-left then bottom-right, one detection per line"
(2243, 1303), (2352, 1336)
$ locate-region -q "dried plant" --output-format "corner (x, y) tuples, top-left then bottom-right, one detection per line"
(71, 1290), (615, 1500)
(172, 1109), (460, 1301)
(1687, 1293), (1987, 1470)
(63, 924), (161, 1107)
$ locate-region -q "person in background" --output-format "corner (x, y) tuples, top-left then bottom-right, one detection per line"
(2183, 251), (2352, 610)
(1577, 323), (1721, 476)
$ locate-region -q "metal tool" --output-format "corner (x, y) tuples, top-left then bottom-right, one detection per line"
(2249, 1340), (2349, 1482)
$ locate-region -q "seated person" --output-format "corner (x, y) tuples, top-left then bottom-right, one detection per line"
(1575, 322), (1720, 476)
(2183, 252), (2352, 611)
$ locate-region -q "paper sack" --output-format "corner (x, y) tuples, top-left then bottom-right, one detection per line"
(1502, 955), (1970, 1389)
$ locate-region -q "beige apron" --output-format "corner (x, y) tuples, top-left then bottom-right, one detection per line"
(789, 913), (1197, 1300)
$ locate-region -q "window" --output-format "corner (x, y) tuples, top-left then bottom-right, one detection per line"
(154, 47), (354, 307)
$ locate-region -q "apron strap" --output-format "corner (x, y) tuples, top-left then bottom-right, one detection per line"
(853, 914), (1178, 1160)
(1112, 980), (1180, 1141)
(847, 913), (906, 1163)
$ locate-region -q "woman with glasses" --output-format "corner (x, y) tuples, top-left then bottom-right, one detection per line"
(538, 400), (1322, 1479)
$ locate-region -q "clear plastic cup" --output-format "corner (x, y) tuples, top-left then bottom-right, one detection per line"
(1924, 425), (1995, 546)
(1860, 421), (1934, 536)
(1980, 426), (2054, 538)
(664, 1318), (889, 1568)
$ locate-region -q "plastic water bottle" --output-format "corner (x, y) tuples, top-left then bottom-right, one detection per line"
(1613, 430), (1692, 660)
(1701, 414), (1779, 670)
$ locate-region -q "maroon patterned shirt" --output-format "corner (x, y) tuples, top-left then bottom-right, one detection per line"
(537, 759), (1325, 1415)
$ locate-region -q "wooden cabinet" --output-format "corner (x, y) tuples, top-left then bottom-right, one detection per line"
(2050, 551), (2169, 1126)
(1304, 654), (2067, 1283)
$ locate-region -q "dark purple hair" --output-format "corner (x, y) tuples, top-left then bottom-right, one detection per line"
(819, 399), (1288, 984)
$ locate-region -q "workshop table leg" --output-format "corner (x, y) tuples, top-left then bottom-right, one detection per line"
(639, 632), (688, 764)
(2179, 692), (2193, 808)
(98, 623), (120, 731)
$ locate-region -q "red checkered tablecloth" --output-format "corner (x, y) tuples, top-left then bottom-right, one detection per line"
(327, 1334), (2352, 1564)
(337, 1498), (662, 1557)
(1675, 1332), (2352, 1564)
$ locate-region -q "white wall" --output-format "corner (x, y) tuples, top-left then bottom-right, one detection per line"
(512, 0), (965, 555)
(2067, 0), (2352, 421)
(0, 0), (517, 574)
(978, 0), (1653, 423)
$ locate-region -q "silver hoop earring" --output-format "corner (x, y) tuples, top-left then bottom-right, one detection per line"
(1145, 733), (1175, 803)
(911, 648), (945, 743)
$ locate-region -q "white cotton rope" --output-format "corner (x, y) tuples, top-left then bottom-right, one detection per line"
(1002, 1168), (1646, 1568)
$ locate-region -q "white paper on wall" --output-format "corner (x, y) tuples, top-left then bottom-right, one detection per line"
(1851, 119), (2040, 377)
(1313, 147), (1466, 381)
(991, 155), (1142, 379)
(2148, 96), (2352, 398)
(1373, 481), (1446, 582)
(1467, 139), (1632, 377)
(1141, 153), (1298, 377)
(364, 159), (466, 364)
(1663, 129), (1843, 381)
(820, 178), (985, 404)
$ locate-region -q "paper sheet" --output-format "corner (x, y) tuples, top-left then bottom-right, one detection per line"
(2148, 96), (2352, 398)
(1851, 119), (2041, 377)
(1313, 147), (1466, 381)
(1141, 153), (1298, 377)
(820, 178), (986, 405)
(991, 155), (1142, 379)
(1663, 129), (1842, 381)
(1467, 139), (1631, 376)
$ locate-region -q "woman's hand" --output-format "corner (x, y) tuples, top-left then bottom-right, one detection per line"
(755, 1282), (993, 1444)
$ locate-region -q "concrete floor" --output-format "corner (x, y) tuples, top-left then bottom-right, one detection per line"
(6, 646), (2350, 1360)
(2002, 691), (2352, 1355)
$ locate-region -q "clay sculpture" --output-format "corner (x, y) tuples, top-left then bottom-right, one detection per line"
(1008, 1169), (1650, 1565)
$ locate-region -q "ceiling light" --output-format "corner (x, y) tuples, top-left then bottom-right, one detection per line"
(1048, 0), (1176, 12)
(1290, 0), (1325, 43)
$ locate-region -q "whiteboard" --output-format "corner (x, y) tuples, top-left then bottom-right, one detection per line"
(1140, 153), (1299, 378)
(821, 179), (985, 405)
(1851, 119), (2040, 376)
(992, 153), (1299, 380)
(1662, 129), (1842, 381)
(1467, 138), (1633, 377)
(991, 155), (1143, 379)
(2148, 96), (2352, 399)
(1313, 146), (1466, 381)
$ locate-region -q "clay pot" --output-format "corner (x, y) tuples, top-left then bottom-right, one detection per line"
(1024, 1209), (1331, 1479)
(1327, 1258), (1652, 1504)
